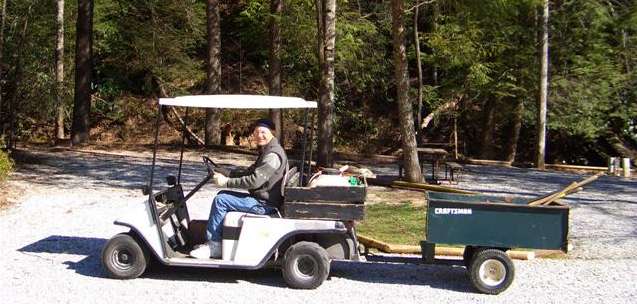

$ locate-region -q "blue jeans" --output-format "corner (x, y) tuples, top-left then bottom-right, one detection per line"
(206, 190), (276, 242)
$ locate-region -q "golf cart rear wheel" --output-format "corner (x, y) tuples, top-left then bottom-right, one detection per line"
(469, 249), (515, 295)
(282, 241), (330, 289)
(102, 233), (148, 279)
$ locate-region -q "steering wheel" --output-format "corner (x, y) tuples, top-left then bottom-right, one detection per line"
(202, 155), (218, 175)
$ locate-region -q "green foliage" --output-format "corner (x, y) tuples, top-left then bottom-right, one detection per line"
(0, 150), (13, 182)
(0, 0), (635, 164)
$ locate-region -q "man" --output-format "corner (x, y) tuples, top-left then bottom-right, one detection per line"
(190, 118), (288, 259)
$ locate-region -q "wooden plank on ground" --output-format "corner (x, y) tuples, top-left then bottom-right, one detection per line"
(392, 181), (477, 195)
(356, 234), (535, 260)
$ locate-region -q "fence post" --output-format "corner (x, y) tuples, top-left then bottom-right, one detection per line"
(622, 158), (631, 178)
(608, 157), (617, 175)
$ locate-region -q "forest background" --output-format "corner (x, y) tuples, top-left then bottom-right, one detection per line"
(0, 0), (635, 171)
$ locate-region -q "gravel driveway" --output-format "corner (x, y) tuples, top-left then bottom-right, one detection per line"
(1, 147), (636, 303)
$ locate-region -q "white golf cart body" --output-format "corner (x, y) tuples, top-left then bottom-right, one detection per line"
(114, 200), (352, 268)
(103, 95), (359, 289)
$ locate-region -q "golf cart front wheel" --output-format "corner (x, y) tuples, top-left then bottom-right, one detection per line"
(282, 241), (330, 289)
(469, 248), (515, 295)
(102, 233), (149, 279)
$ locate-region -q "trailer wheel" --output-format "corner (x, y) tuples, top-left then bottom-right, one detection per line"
(282, 241), (330, 289)
(102, 233), (149, 280)
(469, 249), (514, 295)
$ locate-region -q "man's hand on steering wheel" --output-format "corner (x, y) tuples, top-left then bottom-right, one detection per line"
(212, 173), (228, 187)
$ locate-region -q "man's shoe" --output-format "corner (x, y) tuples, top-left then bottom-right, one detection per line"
(189, 241), (222, 259)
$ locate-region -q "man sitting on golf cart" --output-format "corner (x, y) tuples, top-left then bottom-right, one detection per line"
(190, 118), (288, 259)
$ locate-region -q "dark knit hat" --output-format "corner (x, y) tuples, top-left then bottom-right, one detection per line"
(253, 118), (275, 131)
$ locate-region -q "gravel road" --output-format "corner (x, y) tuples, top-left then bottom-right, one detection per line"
(1, 147), (636, 304)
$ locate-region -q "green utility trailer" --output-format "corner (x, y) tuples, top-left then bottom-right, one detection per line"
(420, 191), (569, 294)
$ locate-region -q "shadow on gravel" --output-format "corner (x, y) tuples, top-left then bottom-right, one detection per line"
(16, 235), (284, 287)
(143, 263), (285, 287)
(330, 260), (473, 293)
(16, 235), (473, 292)
(18, 235), (108, 278)
(11, 149), (245, 192)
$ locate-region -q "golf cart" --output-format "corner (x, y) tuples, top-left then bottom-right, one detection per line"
(101, 95), (361, 289)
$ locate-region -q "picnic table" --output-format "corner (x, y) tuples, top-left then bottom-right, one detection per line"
(399, 147), (448, 183)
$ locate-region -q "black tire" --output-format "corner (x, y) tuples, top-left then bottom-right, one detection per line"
(463, 246), (475, 268)
(102, 233), (149, 279)
(469, 249), (515, 295)
(282, 241), (330, 289)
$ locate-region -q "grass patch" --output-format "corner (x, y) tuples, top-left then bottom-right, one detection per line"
(0, 149), (14, 210)
(356, 202), (426, 245)
(0, 149), (13, 182)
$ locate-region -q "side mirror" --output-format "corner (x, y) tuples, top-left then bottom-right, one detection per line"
(166, 175), (177, 186)
(141, 185), (150, 195)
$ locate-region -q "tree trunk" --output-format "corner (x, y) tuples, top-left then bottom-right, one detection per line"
(268, 0), (283, 142)
(317, 0), (336, 167)
(7, 5), (31, 149)
(480, 99), (496, 159)
(71, 0), (93, 145)
(431, 1), (439, 86)
(503, 6), (526, 163)
(414, 0), (423, 133)
(55, 0), (65, 140)
(205, 0), (222, 146)
(391, 0), (422, 183)
(0, 0), (8, 136)
(536, 0), (549, 169)
(504, 98), (524, 162)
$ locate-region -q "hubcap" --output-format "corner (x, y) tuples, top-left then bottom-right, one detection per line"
(111, 249), (134, 271)
(293, 254), (317, 279)
(479, 259), (506, 286)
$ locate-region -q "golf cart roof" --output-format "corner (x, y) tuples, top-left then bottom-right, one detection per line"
(159, 95), (317, 109)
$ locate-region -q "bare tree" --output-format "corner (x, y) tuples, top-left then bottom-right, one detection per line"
(316, 0), (336, 167)
(414, 0), (423, 131)
(505, 98), (524, 162)
(204, 0), (222, 146)
(55, 0), (65, 140)
(536, 0), (549, 169)
(7, 2), (32, 149)
(71, 0), (93, 145)
(391, 0), (422, 182)
(480, 99), (496, 159)
(268, 0), (283, 141)
(0, 0), (8, 137)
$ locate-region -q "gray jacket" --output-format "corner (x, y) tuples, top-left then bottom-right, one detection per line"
(227, 137), (287, 207)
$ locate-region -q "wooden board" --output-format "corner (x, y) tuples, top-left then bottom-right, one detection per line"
(284, 186), (366, 203)
(283, 201), (365, 220)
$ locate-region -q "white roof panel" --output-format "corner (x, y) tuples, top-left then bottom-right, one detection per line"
(159, 95), (317, 109)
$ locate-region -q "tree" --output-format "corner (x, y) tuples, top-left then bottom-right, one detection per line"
(392, 0), (421, 182)
(54, 0), (65, 140)
(268, 0), (283, 141)
(414, 0), (423, 132)
(205, 0), (222, 146)
(536, 0), (549, 169)
(0, 0), (8, 138)
(71, 0), (93, 145)
(316, 0), (336, 167)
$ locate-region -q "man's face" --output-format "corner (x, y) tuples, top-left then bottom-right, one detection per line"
(253, 126), (274, 147)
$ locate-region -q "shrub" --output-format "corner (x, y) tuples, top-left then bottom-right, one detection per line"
(0, 150), (13, 182)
